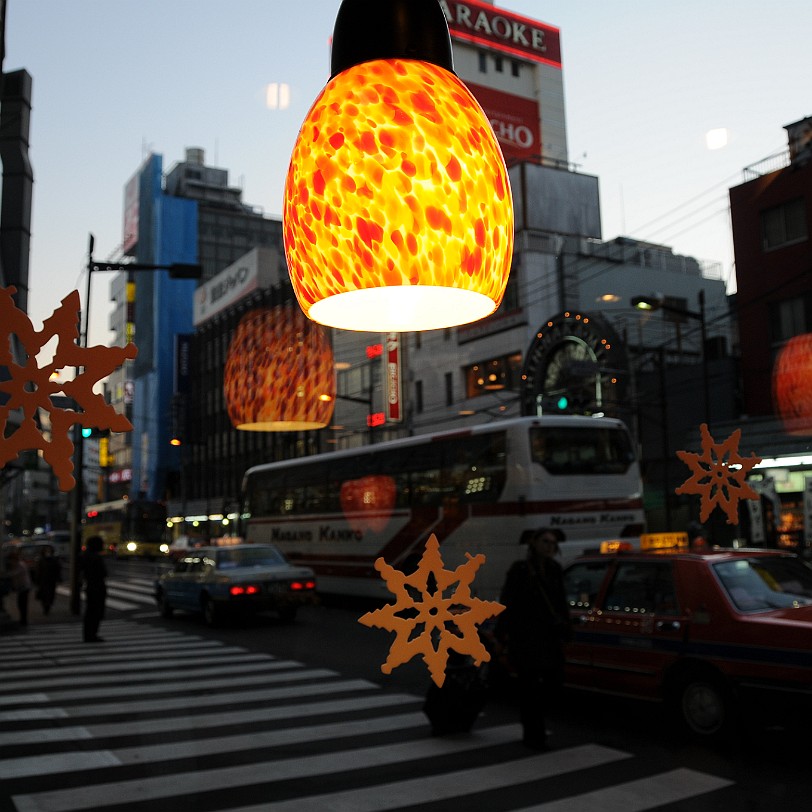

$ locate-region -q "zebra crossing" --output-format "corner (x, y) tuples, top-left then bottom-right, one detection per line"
(0, 620), (736, 812)
(56, 575), (157, 614)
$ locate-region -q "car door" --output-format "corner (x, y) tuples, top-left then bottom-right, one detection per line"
(584, 559), (688, 699)
(169, 554), (205, 610)
(562, 558), (612, 689)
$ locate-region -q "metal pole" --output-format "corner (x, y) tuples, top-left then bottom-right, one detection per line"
(698, 289), (710, 426)
(69, 233), (94, 614)
(658, 346), (671, 530)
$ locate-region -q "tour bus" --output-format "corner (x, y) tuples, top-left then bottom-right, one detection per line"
(83, 498), (170, 558)
(240, 416), (645, 600)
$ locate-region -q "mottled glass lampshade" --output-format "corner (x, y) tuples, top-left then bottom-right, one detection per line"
(773, 332), (812, 436)
(283, 57), (514, 332)
(223, 305), (335, 431)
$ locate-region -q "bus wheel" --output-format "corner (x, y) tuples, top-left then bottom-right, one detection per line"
(202, 596), (219, 627)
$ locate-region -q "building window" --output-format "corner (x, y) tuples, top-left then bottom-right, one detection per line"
(464, 353), (523, 398)
(771, 296), (810, 344)
(445, 372), (453, 406)
(478, 52), (487, 73)
(494, 55), (504, 73)
(415, 380), (424, 413)
(761, 198), (807, 251)
(511, 60), (521, 78)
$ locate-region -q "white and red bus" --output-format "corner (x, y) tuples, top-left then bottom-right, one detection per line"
(240, 416), (645, 600)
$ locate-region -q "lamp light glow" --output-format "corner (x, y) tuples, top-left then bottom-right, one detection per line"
(283, 0), (513, 332)
(223, 305), (335, 431)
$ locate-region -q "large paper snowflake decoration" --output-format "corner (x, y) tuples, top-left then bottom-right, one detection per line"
(0, 286), (137, 491)
(675, 423), (762, 525)
(359, 533), (505, 687)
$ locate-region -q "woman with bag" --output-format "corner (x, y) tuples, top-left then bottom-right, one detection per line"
(497, 528), (571, 750)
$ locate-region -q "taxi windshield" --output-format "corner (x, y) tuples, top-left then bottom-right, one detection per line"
(714, 557), (812, 612)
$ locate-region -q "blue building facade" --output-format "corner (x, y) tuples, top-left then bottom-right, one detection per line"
(130, 154), (198, 501)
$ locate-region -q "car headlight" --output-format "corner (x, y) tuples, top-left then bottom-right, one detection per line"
(126, 542), (137, 553)
(159, 544), (169, 554)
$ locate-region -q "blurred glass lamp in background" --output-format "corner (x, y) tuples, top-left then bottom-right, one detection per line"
(223, 305), (336, 431)
(283, 0), (514, 332)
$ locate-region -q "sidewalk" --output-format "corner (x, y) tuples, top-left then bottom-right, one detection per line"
(0, 589), (81, 634)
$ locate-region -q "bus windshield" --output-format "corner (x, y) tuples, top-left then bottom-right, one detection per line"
(530, 426), (634, 475)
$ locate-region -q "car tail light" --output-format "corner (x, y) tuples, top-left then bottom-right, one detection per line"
(290, 580), (316, 591)
(230, 585), (260, 596)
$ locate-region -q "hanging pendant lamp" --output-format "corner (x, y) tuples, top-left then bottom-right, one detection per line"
(223, 304), (335, 431)
(283, 0), (514, 332)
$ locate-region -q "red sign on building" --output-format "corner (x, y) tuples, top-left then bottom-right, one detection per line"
(385, 333), (402, 423)
(442, 0), (562, 67)
(466, 82), (541, 163)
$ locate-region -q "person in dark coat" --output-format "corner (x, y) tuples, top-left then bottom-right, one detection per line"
(80, 535), (107, 642)
(5, 549), (32, 627)
(35, 545), (62, 616)
(497, 527), (571, 750)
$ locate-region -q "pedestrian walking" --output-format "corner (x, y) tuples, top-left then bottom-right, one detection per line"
(5, 549), (32, 627)
(81, 535), (107, 642)
(496, 528), (571, 750)
(35, 544), (62, 616)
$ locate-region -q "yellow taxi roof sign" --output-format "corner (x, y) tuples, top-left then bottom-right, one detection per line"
(640, 532), (689, 551)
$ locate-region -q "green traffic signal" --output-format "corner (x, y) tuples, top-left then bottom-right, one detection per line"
(556, 396), (569, 410)
(80, 427), (110, 439)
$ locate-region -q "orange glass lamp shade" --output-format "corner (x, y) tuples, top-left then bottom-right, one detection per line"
(283, 0), (513, 332)
(773, 332), (812, 436)
(223, 305), (335, 431)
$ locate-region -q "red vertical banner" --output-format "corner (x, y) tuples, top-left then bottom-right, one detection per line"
(385, 333), (402, 423)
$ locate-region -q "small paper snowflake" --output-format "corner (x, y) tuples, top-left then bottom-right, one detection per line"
(0, 286), (137, 491)
(359, 533), (505, 687)
(675, 423), (762, 525)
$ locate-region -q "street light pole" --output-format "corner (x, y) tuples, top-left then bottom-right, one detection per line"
(68, 233), (202, 614)
(631, 291), (710, 425)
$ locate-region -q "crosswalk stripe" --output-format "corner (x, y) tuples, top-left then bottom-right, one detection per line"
(516, 767), (734, 811)
(223, 743), (632, 812)
(0, 678), (379, 721)
(2, 649), (262, 676)
(0, 711), (428, 779)
(10, 724), (523, 812)
(1, 657), (305, 692)
(0, 654), (278, 688)
(3, 665), (337, 705)
(1, 640), (231, 666)
(1, 618), (739, 812)
(0, 693), (419, 747)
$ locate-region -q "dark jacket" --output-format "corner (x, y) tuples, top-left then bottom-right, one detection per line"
(80, 550), (107, 597)
(498, 557), (571, 672)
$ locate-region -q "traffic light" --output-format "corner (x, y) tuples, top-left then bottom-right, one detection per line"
(555, 396), (569, 411)
(80, 427), (110, 440)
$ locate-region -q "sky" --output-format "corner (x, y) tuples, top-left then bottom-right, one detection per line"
(5, 0), (811, 348)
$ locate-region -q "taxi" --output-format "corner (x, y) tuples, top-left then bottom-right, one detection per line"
(155, 543), (316, 625)
(562, 533), (812, 738)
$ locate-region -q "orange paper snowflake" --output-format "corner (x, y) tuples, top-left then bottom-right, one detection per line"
(675, 423), (762, 525)
(358, 533), (505, 687)
(0, 286), (137, 491)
